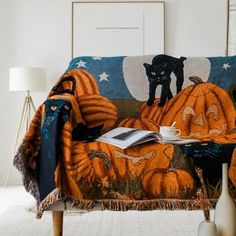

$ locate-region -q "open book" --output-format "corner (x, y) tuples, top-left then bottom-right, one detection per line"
(96, 127), (199, 149)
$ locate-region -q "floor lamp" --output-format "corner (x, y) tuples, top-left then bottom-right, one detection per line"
(4, 67), (47, 187)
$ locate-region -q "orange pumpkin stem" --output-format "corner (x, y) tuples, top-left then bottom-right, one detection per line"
(188, 76), (204, 85)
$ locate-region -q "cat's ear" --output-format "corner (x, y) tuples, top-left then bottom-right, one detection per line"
(179, 56), (187, 62)
(143, 63), (152, 71)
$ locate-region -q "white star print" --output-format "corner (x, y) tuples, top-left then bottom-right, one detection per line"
(76, 60), (87, 68)
(99, 72), (109, 82)
(92, 57), (102, 60)
(223, 63), (231, 70)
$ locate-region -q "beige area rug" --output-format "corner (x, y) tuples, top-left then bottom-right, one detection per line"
(0, 205), (208, 236)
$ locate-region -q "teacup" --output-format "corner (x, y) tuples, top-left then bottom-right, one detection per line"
(159, 126), (181, 140)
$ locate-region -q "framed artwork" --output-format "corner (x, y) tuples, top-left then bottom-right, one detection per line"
(228, 0), (236, 55)
(72, 1), (165, 58)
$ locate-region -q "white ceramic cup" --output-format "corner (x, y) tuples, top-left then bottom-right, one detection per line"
(159, 126), (181, 140)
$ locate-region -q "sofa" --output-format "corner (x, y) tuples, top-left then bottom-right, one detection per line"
(14, 54), (236, 236)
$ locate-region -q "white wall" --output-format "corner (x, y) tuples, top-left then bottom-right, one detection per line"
(0, 0), (228, 185)
(229, 0), (236, 54)
(0, 0), (71, 185)
(165, 0), (227, 56)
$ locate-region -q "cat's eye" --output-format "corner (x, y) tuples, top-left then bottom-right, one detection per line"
(161, 71), (165, 75)
(50, 105), (57, 111)
(151, 71), (156, 76)
(64, 104), (70, 110)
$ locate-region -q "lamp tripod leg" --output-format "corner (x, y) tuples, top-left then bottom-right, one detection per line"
(25, 96), (36, 130)
(29, 96), (36, 112)
(4, 97), (29, 187)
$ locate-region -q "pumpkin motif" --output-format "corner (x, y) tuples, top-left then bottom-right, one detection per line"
(49, 68), (100, 98)
(22, 103), (44, 170)
(113, 145), (157, 179)
(118, 117), (159, 131)
(67, 141), (116, 182)
(229, 147), (236, 187)
(140, 98), (168, 124)
(66, 141), (194, 199)
(78, 94), (118, 131)
(144, 169), (193, 198)
(140, 76), (236, 137)
(140, 145), (194, 198)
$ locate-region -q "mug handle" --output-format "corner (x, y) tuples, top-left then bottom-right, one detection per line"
(175, 129), (181, 137)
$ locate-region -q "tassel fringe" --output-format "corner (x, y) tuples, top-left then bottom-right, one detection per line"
(13, 151), (40, 203)
(36, 188), (225, 219)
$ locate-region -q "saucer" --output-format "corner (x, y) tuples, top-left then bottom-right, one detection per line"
(162, 136), (180, 141)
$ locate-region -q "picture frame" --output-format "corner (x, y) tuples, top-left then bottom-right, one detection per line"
(71, 1), (165, 58)
(228, 0), (236, 55)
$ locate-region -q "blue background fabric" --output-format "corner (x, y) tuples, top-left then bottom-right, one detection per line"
(67, 54), (236, 100)
(67, 56), (133, 99)
(208, 55), (236, 89)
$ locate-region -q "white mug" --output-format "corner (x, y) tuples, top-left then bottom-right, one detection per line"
(159, 126), (181, 140)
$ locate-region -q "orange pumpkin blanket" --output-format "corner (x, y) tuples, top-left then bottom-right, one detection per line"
(13, 69), (236, 219)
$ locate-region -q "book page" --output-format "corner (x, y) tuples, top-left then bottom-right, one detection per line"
(96, 127), (161, 149)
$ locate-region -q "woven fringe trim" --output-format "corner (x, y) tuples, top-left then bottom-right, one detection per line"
(36, 188), (224, 219)
(100, 199), (218, 211)
(36, 188), (63, 219)
(13, 151), (40, 203)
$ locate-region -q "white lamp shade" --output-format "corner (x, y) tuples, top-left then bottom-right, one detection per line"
(9, 67), (47, 91)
